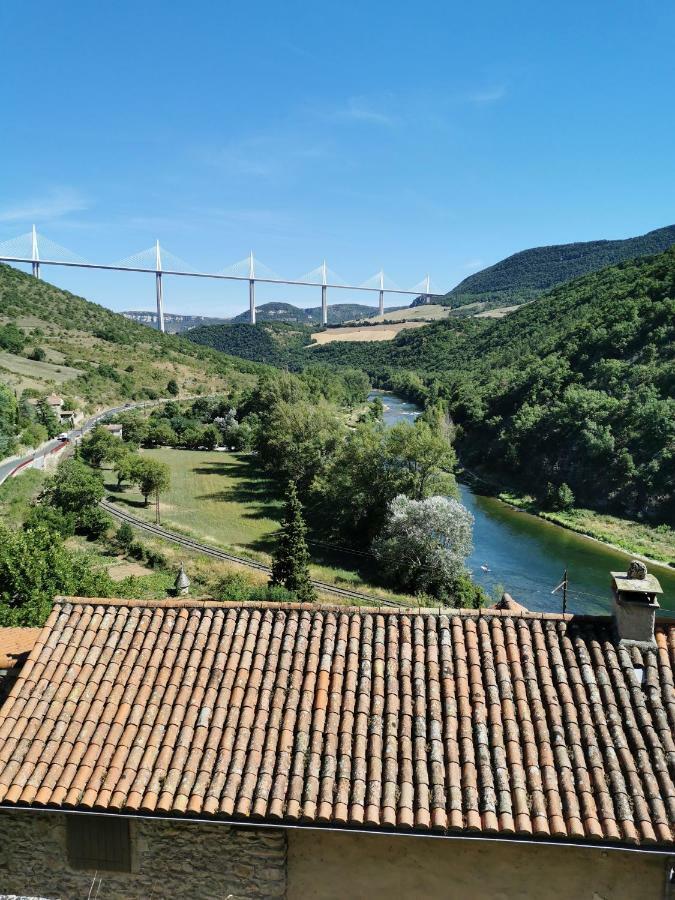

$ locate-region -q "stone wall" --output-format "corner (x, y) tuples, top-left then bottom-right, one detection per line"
(288, 828), (671, 900)
(0, 812), (286, 900)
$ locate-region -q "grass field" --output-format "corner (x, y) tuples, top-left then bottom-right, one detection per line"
(363, 304), (453, 323)
(105, 448), (418, 602)
(0, 349), (82, 393)
(107, 449), (282, 555)
(475, 304), (521, 319)
(309, 304), (458, 344)
(0, 469), (45, 528)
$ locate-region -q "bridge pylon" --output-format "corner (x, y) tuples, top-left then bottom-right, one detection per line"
(248, 251), (256, 324)
(378, 270), (385, 316)
(155, 240), (165, 333)
(321, 260), (328, 326)
(31, 225), (40, 279)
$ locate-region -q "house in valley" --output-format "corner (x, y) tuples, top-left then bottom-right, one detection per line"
(0, 579), (673, 898)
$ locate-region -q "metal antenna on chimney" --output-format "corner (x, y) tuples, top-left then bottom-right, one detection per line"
(551, 569), (569, 614)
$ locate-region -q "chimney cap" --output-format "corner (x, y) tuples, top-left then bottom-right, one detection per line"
(611, 570), (663, 597)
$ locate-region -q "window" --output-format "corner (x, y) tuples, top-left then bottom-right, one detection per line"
(66, 815), (131, 872)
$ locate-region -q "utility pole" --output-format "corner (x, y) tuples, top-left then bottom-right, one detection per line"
(155, 240), (165, 333)
(248, 251), (256, 324)
(551, 569), (569, 614)
(378, 270), (385, 317)
(155, 488), (161, 525)
(321, 260), (328, 326)
(31, 225), (40, 279)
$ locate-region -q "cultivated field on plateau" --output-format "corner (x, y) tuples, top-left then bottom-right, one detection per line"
(310, 321), (427, 344)
(360, 304), (455, 323)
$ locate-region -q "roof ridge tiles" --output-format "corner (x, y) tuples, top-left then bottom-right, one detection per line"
(54, 596), (598, 623)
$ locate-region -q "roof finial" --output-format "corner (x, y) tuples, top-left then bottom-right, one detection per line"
(175, 562), (190, 596)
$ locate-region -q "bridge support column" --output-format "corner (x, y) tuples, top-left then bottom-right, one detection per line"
(249, 278), (256, 324)
(31, 225), (40, 279)
(155, 272), (165, 332)
(378, 289), (384, 316)
(155, 240), (165, 332)
(321, 260), (328, 326)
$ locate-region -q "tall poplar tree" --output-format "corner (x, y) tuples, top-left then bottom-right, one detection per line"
(270, 481), (316, 602)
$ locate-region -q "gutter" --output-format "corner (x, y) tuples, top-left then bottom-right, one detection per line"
(0, 804), (672, 859)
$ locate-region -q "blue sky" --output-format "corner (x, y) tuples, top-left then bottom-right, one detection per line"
(1, 0), (674, 316)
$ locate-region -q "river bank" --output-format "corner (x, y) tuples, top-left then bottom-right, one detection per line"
(498, 491), (674, 570)
(459, 466), (674, 572)
(374, 393), (675, 613)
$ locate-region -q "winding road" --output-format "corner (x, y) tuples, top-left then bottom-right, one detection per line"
(0, 400), (168, 487)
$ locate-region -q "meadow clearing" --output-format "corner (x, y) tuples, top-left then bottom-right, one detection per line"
(105, 447), (418, 602)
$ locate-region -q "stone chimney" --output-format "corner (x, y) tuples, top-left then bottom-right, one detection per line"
(611, 560), (662, 647)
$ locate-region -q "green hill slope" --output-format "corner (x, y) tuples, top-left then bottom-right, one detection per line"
(436, 223), (675, 313)
(0, 264), (259, 453)
(314, 249), (675, 521)
(187, 321), (313, 366)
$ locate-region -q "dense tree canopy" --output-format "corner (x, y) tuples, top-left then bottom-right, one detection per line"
(0, 525), (113, 626)
(441, 223), (675, 311)
(309, 249), (675, 522)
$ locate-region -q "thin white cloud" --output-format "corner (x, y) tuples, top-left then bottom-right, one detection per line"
(464, 86), (507, 104)
(0, 187), (89, 223)
(462, 258), (485, 270)
(323, 95), (396, 126)
(198, 135), (332, 181)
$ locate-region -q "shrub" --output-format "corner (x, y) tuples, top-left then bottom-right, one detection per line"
(116, 523), (134, 548)
(544, 481), (576, 512)
(213, 571), (299, 603)
(145, 549), (167, 569)
(20, 422), (48, 448)
(23, 505), (76, 539)
(263, 584), (296, 603)
(214, 572), (254, 601)
(128, 540), (146, 561)
(78, 507), (112, 540)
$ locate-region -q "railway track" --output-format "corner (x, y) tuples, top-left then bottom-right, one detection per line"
(100, 499), (406, 607)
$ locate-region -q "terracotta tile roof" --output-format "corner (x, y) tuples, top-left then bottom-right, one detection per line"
(0, 629), (41, 671)
(0, 598), (673, 848)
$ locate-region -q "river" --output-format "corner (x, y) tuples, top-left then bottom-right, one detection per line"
(371, 391), (675, 615)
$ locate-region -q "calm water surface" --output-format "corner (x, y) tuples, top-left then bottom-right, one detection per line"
(371, 391), (675, 615)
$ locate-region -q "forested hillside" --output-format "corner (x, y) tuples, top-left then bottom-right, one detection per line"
(436, 223), (675, 312)
(187, 321), (314, 366)
(0, 264), (259, 456)
(315, 249), (675, 522)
